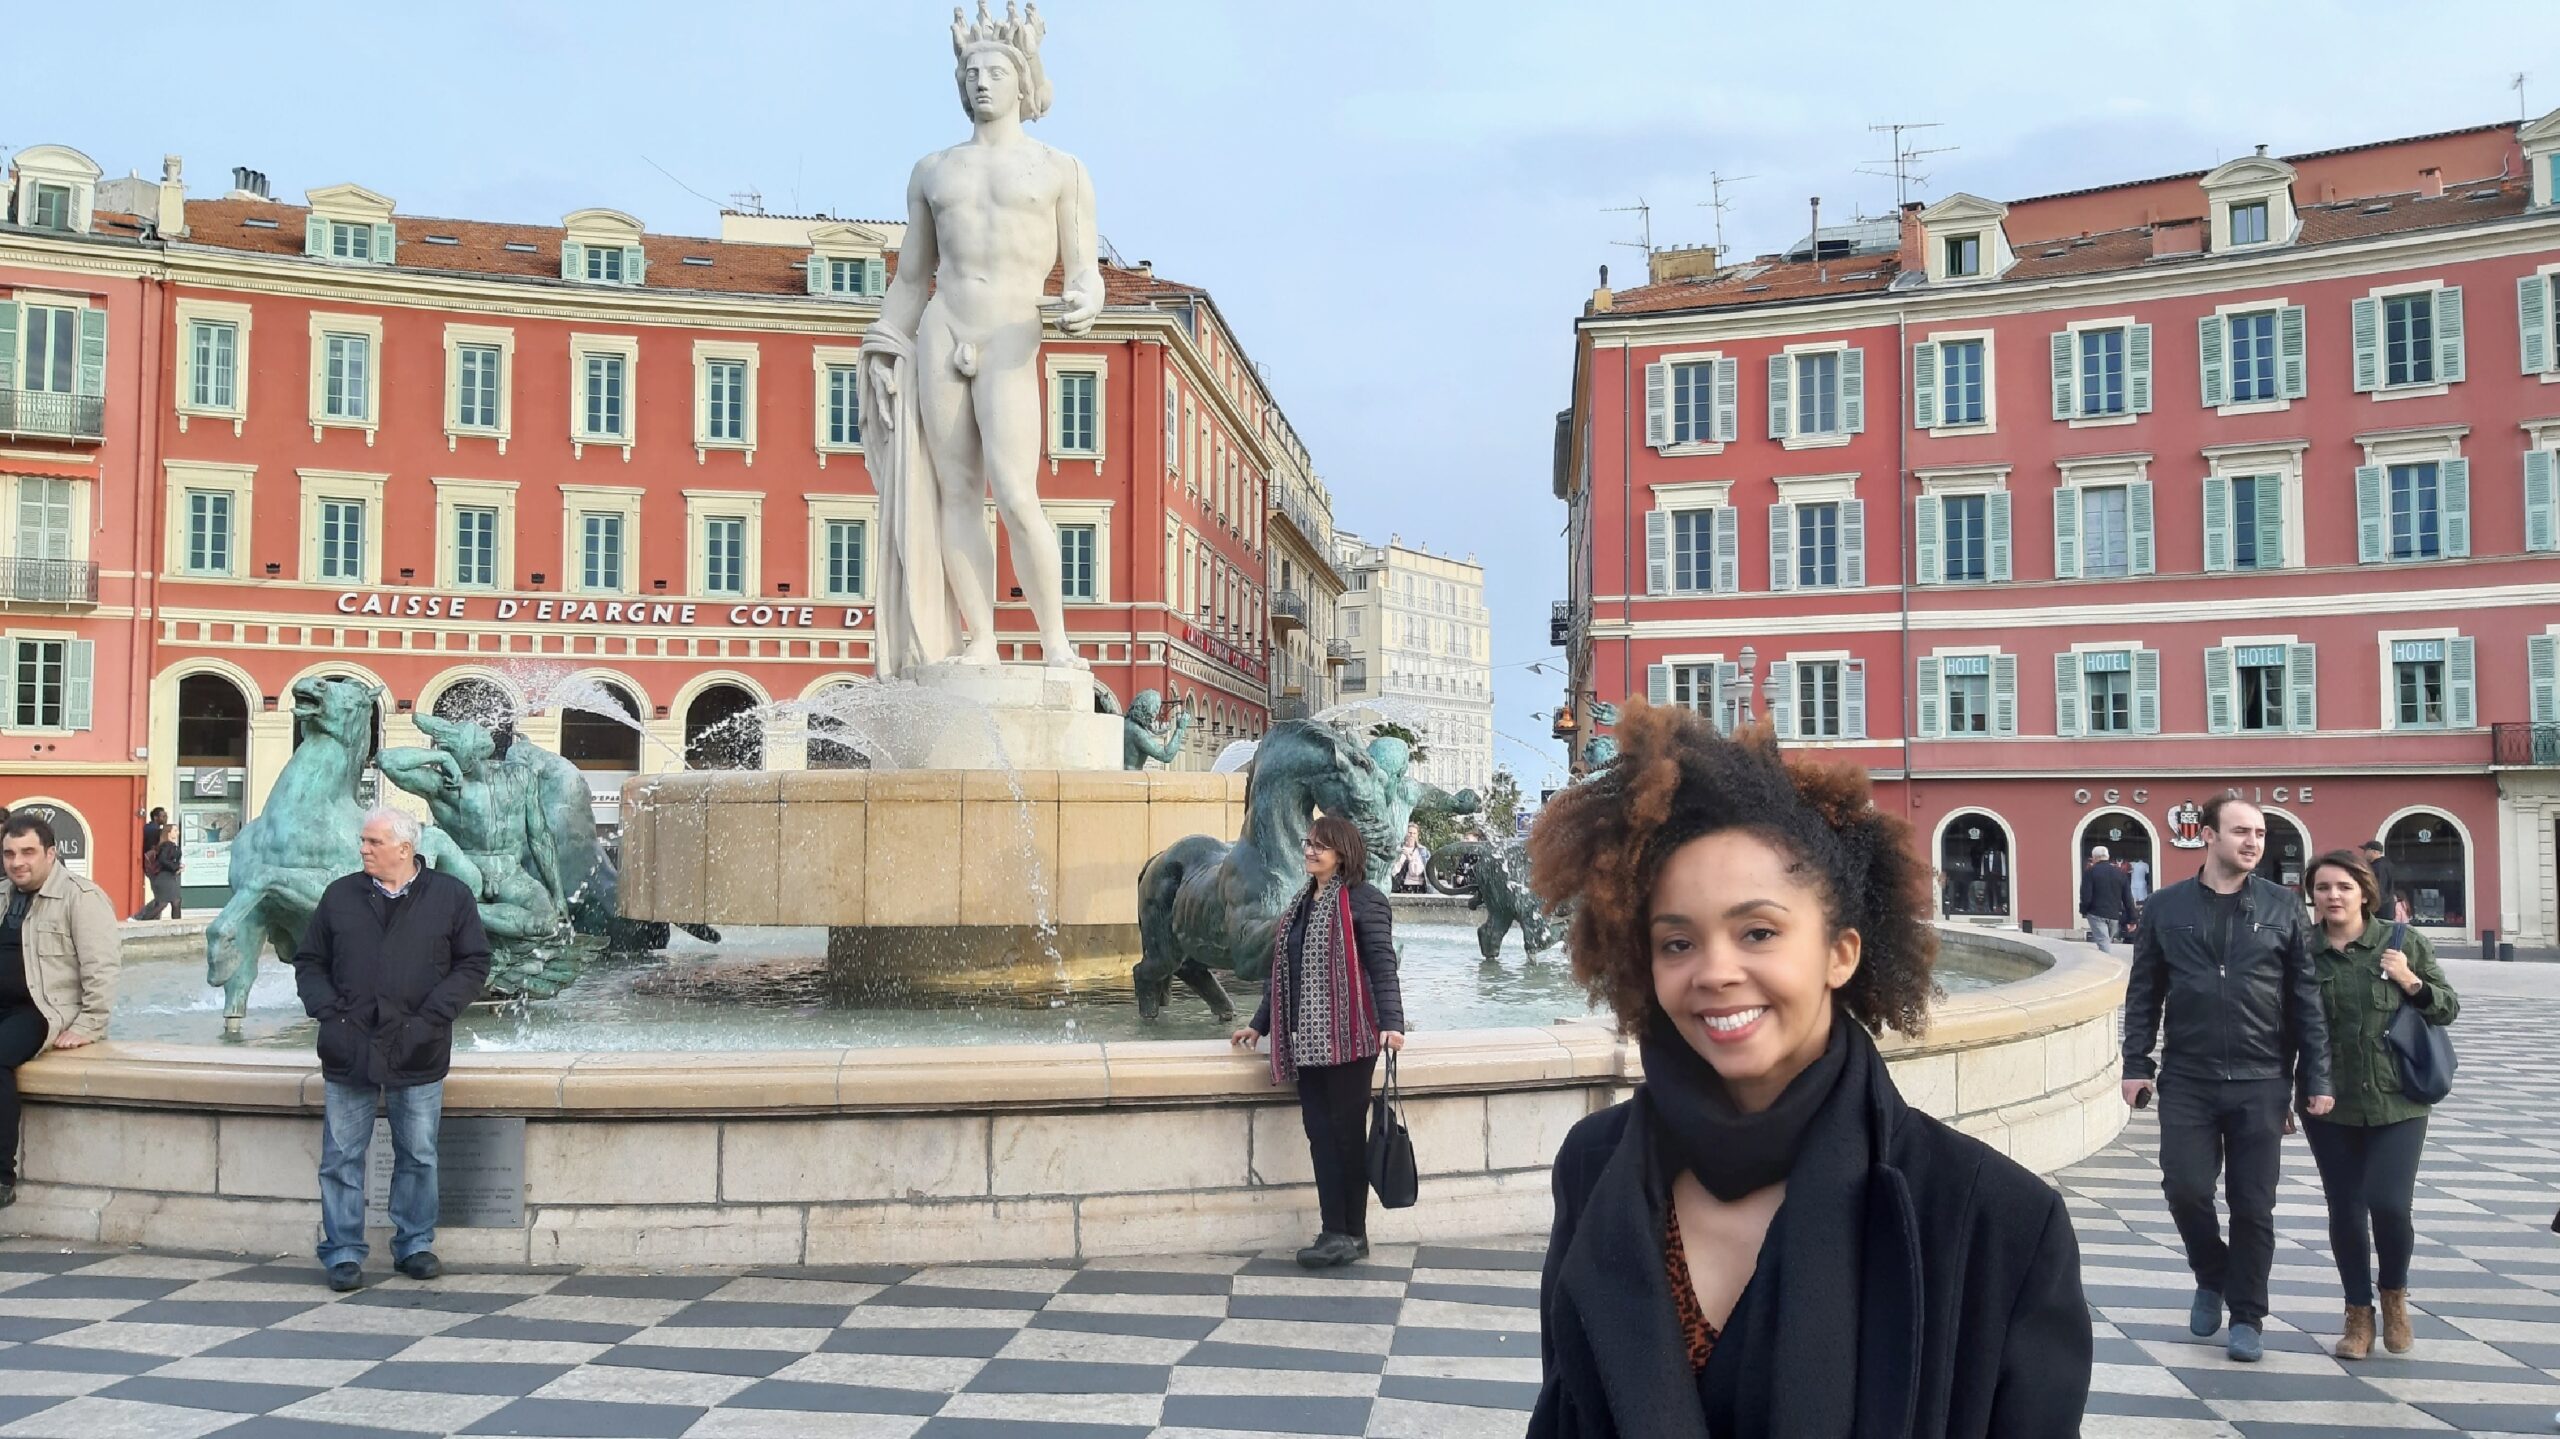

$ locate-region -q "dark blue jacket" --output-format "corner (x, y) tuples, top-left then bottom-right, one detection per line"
(292, 864), (489, 1088)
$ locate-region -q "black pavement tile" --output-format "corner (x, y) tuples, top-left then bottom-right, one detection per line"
(347, 1361), (575, 1396)
(1379, 1374), (1539, 1411)
(822, 1326), (1018, 1359)
(1388, 1327), (1538, 1359)
(665, 1299), (855, 1329)
(1180, 1341), (1383, 1375)
(0, 1248), (119, 1273)
(592, 1344), (802, 1379)
(1237, 1257), (1410, 1282)
(2348, 1354), (2560, 1384)
(966, 1358), (1171, 1395)
(340, 1286), (523, 1315)
(208, 1264), (344, 1289)
(442, 1314), (644, 1346)
(2084, 1389), (2219, 1419)
(864, 1285), (1049, 1312)
(0, 1340), (170, 1373)
(204, 1419), (440, 1438)
(0, 1397), (65, 1426)
(460, 1397), (705, 1437)
(2231, 1427), (2456, 1439)
(4, 1272), (191, 1300)
(116, 1300), (321, 1329)
(2414, 1402), (2560, 1432)
(914, 1421), (1152, 1439)
(1225, 1294), (1403, 1326)
(743, 1264), (914, 1286)
(1411, 1245), (1544, 1273)
(1059, 1268), (1232, 1297)
(2490, 1339), (2560, 1368)
(1028, 1308), (1221, 1342)
(1402, 1282), (1535, 1309)
(547, 1273), (731, 1301)
(98, 1374), (321, 1415)
(2091, 1337), (2154, 1366)
(201, 1330), (418, 1362)
(2171, 1367), (2389, 1403)
(722, 1378), (945, 1415)
(1160, 1393), (1371, 1434)
(0, 1315), (88, 1343)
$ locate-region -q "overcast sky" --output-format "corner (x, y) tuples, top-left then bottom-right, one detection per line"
(15, 1), (2557, 785)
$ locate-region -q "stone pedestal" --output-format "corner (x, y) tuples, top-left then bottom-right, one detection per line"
(906, 661), (1120, 771)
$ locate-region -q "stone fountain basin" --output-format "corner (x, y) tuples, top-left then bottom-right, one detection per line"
(3, 931), (2124, 1267)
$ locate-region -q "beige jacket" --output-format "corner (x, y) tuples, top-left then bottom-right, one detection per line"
(18, 864), (119, 1045)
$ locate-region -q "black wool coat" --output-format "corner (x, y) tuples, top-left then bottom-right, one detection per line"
(1530, 1027), (2091, 1439)
(291, 865), (491, 1089)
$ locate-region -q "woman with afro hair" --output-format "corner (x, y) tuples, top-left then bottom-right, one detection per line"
(1525, 703), (2090, 1438)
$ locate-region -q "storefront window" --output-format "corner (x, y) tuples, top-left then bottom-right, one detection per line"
(175, 674), (251, 896)
(1937, 813), (2011, 917)
(2384, 811), (2465, 927)
(2256, 812), (2309, 890)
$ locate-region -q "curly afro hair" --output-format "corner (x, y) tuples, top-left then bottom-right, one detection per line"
(1527, 700), (1936, 1038)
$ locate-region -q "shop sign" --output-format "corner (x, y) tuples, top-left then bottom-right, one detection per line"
(2233, 644), (2286, 669)
(2391, 639), (2445, 664)
(335, 591), (870, 630)
(1942, 655), (1990, 676)
(2072, 782), (2316, 809)
(1179, 622), (1266, 681)
(2166, 801), (2207, 848)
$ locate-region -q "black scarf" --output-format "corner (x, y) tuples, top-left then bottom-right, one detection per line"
(1640, 1005), (1853, 1202)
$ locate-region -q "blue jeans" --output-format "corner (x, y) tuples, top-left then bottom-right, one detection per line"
(318, 1078), (443, 1270)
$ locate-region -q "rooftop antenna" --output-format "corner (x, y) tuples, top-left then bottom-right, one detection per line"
(2515, 72), (2532, 122)
(1602, 196), (1654, 258)
(1860, 121), (1957, 210)
(727, 188), (765, 215)
(1695, 172), (1755, 254)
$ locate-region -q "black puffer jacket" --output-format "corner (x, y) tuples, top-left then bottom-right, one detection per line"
(2122, 873), (2331, 1099)
(292, 864), (491, 1089)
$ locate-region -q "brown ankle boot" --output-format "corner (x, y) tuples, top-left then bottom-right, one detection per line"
(2379, 1289), (2413, 1353)
(2333, 1305), (2374, 1360)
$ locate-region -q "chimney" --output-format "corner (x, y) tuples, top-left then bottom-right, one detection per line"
(1136, 259), (1153, 274)
(2418, 166), (2444, 199)
(228, 166), (270, 201)
(1896, 202), (1925, 274)
(1590, 263), (1613, 314)
(2150, 218), (2203, 259)
(158, 155), (187, 238)
(2254, 143), (2268, 158)
(1645, 243), (1720, 286)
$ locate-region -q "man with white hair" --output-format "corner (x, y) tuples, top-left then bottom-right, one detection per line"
(2080, 843), (2132, 953)
(291, 807), (489, 1291)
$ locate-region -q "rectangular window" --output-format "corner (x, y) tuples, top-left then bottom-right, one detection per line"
(1944, 234), (1980, 278)
(456, 344), (502, 429)
(189, 320), (238, 410)
(587, 247), (625, 284)
(30, 184), (72, 231)
(1794, 351), (1841, 435)
(10, 639), (65, 727)
(1938, 339), (1986, 425)
(2383, 292), (2436, 387)
(2388, 462), (2441, 560)
(1945, 666), (1991, 734)
(184, 490), (232, 575)
(824, 364), (862, 446)
(2077, 328), (2127, 416)
(1055, 371), (1098, 453)
(1942, 494), (1987, 582)
(1671, 509), (1716, 592)
(318, 498), (365, 581)
(703, 516), (746, 596)
(583, 353), (627, 438)
(2393, 639), (2446, 727)
(704, 359), (748, 442)
(823, 518), (866, 598)
(2081, 487), (2131, 578)
(1668, 361), (1716, 444)
(452, 506), (497, 588)
(2083, 650), (2134, 733)
(1795, 502), (1840, 588)
(2227, 311), (2277, 403)
(17, 479), (71, 567)
(2232, 475), (2261, 569)
(1795, 661), (1843, 738)
(21, 305), (78, 394)
(580, 513), (624, 592)
(827, 258), (868, 295)
(322, 333), (370, 421)
(325, 221), (370, 262)
(2236, 644), (2286, 731)
(2229, 200), (2269, 246)
(1058, 524), (1097, 601)
(1668, 664), (1719, 715)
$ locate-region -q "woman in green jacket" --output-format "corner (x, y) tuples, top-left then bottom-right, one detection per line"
(2301, 848), (2458, 1361)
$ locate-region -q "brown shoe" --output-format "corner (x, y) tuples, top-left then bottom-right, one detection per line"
(2333, 1305), (2375, 1360)
(2379, 1289), (2413, 1353)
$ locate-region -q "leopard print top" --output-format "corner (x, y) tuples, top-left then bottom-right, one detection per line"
(1664, 1206), (1721, 1373)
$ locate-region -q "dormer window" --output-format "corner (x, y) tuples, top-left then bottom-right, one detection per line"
(1943, 234), (1981, 278)
(560, 208), (648, 288)
(2525, 106), (2560, 209)
(1916, 194), (2013, 284)
(29, 185), (72, 231)
(8, 145), (102, 237)
(804, 222), (889, 299)
(2200, 154), (2297, 252)
(302, 184), (399, 267)
(2229, 200), (2270, 246)
(586, 246), (626, 284)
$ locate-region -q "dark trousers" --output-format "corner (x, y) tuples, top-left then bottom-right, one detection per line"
(134, 872), (182, 920)
(2301, 1114), (2429, 1306)
(0, 1006), (50, 1186)
(2157, 1076), (2290, 1326)
(1296, 1055), (1379, 1240)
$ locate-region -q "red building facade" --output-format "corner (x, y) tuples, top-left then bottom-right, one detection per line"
(1560, 113), (2560, 947)
(3, 147), (1288, 913)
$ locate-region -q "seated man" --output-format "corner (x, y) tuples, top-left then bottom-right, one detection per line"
(0, 812), (121, 1207)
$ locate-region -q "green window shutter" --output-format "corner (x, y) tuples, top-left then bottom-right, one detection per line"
(2287, 642), (2318, 733)
(1712, 506), (1739, 593)
(0, 643), (13, 723)
(304, 218), (329, 257)
(2127, 322), (2153, 413)
(1715, 662), (1741, 733)
(2434, 285), (2464, 383)
(2204, 646), (2235, 734)
(1647, 664), (1670, 707)
(1767, 503), (1795, 592)
(561, 240), (585, 282)
(2197, 315), (2226, 408)
(1991, 653), (2018, 737)
(2441, 457), (2471, 558)
(2202, 476), (2232, 572)
(806, 255), (829, 296)
(624, 245), (648, 286)
(2525, 448), (2558, 553)
(2355, 465), (2385, 563)
(1765, 353), (1791, 439)
(1987, 490), (2012, 582)
(76, 307), (108, 400)
(2053, 651), (2081, 737)
(372, 222), (396, 264)
(2048, 331), (2073, 419)
(1914, 495), (1942, 585)
(1915, 656), (1943, 737)
(1841, 499), (1866, 588)
(2052, 487), (2080, 579)
(1842, 661), (1867, 739)
(2448, 636), (2476, 728)
(64, 639), (93, 731)
(1840, 347), (1865, 433)
(2351, 296), (2380, 391)
(2523, 274), (2555, 374)
(2279, 304), (2308, 397)
(1644, 510), (1668, 594)
(1713, 357), (1739, 442)
(0, 302), (17, 390)
(864, 257), (885, 294)
(2255, 476), (2285, 568)
(2133, 648), (2160, 735)
(1765, 660), (1794, 739)
(2528, 634), (2558, 724)
(1911, 341), (1938, 429)
(2128, 479), (2155, 575)
(1644, 362), (1668, 449)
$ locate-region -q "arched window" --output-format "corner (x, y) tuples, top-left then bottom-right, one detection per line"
(684, 684), (764, 770)
(560, 682), (643, 773)
(1936, 812), (2012, 917)
(2256, 811), (2309, 889)
(2384, 811), (2467, 926)
(431, 677), (520, 744)
(807, 683), (870, 770)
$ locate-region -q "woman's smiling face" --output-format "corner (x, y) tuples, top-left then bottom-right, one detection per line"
(1649, 830), (1861, 1112)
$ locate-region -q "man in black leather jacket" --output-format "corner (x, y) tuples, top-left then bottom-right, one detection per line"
(2121, 796), (2332, 1363)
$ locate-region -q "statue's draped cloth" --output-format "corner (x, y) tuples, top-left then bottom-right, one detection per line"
(859, 322), (962, 678)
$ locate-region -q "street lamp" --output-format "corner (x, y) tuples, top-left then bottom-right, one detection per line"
(1738, 644), (1758, 725)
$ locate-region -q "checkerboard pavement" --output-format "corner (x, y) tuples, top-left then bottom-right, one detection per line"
(0, 998), (2552, 1437)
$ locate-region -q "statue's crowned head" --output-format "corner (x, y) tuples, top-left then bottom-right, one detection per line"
(952, 1), (1052, 123)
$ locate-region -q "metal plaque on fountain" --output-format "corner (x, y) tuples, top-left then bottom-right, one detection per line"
(363, 1116), (527, 1228)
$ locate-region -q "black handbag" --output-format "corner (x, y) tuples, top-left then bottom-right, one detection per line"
(2379, 922), (2456, 1105)
(1366, 1050), (1418, 1210)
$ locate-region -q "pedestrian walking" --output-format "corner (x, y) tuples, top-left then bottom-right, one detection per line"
(2122, 795), (2333, 1362)
(133, 829), (183, 921)
(131, 809), (174, 920)
(1231, 813), (1406, 1269)
(2359, 839), (2406, 923)
(2301, 848), (2457, 1359)
(2081, 844), (2132, 952)
(0, 812), (121, 1208)
(1523, 706), (2089, 1436)
(290, 808), (489, 1291)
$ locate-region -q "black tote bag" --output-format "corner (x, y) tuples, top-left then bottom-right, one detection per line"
(2380, 922), (2456, 1105)
(1367, 1050), (1419, 1209)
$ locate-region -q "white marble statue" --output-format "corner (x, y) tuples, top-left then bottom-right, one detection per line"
(861, 0), (1102, 677)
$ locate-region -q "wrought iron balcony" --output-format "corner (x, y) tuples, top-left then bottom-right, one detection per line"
(1324, 638), (1351, 666)
(2492, 722), (2560, 767)
(1549, 599), (1576, 648)
(1269, 588), (1307, 635)
(0, 389), (105, 443)
(0, 557), (99, 605)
